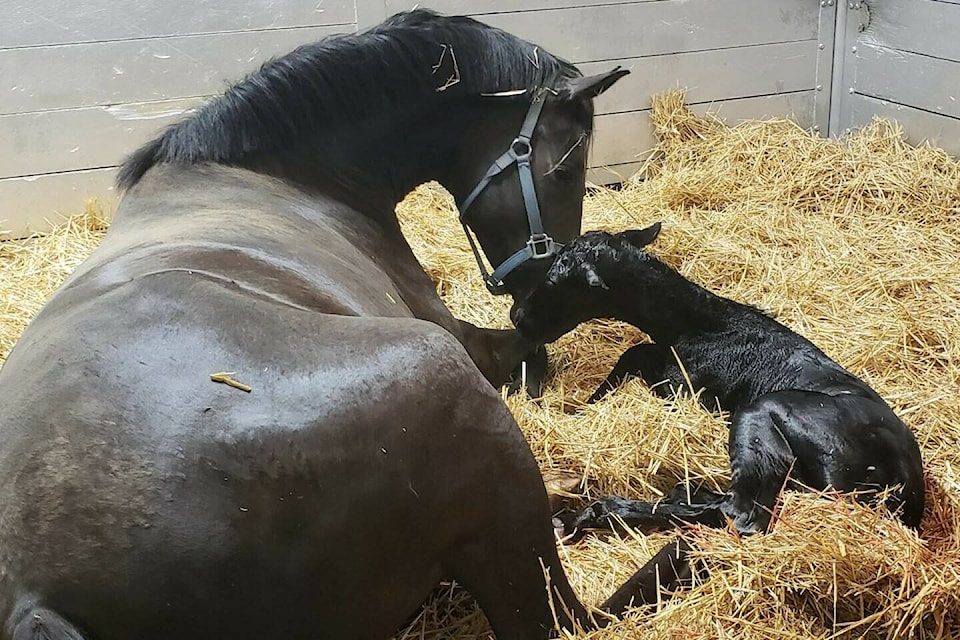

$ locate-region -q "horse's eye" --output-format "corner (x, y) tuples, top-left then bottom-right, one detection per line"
(550, 166), (578, 183)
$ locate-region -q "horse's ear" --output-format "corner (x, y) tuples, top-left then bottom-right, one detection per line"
(564, 66), (630, 100)
(621, 222), (662, 248)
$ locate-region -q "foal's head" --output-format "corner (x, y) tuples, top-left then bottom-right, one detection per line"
(510, 223), (662, 342)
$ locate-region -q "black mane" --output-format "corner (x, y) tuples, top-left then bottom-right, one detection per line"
(116, 9), (581, 191)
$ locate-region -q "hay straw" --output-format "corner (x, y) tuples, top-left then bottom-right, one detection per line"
(0, 200), (109, 363)
(2, 91), (959, 639)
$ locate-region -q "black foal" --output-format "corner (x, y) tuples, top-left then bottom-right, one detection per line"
(512, 224), (924, 537)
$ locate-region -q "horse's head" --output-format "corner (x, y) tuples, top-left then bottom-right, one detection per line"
(446, 67), (629, 299)
(510, 223), (662, 343)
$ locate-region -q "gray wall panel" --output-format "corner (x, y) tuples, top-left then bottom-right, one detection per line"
(866, 0), (960, 63)
(2, 0), (356, 49)
(831, 1), (960, 156)
(382, 0), (660, 20)
(1, 25), (352, 116)
(0, 168), (117, 239)
(854, 43), (960, 120)
(591, 91), (817, 168)
(0, 98), (204, 179)
(474, 0), (819, 64)
(844, 94), (960, 157)
(586, 40), (819, 116)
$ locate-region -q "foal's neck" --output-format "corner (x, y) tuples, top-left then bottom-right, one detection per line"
(607, 254), (730, 343)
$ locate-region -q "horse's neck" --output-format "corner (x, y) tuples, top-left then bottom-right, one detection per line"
(270, 102), (476, 217)
(609, 256), (727, 343)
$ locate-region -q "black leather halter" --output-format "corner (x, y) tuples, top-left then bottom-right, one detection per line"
(457, 86), (560, 295)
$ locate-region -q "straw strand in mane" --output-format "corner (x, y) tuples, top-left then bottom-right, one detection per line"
(116, 9), (581, 192)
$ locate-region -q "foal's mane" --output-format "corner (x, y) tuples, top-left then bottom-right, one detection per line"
(116, 9), (581, 191)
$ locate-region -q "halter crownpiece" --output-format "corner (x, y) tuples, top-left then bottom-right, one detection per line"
(457, 84), (561, 295)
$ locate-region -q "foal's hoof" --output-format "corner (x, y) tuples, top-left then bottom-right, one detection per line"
(552, 509), (586, 544)
(506, 345), (548, 399)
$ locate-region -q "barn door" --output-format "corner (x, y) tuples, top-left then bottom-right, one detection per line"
(827, 0), (960, 156)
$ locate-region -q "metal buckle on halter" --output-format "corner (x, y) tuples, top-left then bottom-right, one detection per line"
(526, 234), (556, 259)
(509, 137), (532, 161)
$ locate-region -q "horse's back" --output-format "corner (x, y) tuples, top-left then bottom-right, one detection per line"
(0, 264), (532, 638)
(49, 163), (414, 322)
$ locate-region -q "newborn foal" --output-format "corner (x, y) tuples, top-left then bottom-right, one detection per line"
(511, 225), (924, 536)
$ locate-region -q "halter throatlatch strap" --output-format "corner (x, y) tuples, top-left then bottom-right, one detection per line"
(457, 86), (559, 296)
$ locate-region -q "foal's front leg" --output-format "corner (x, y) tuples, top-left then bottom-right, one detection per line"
(557, 492), (728, 542)
(588, 342), (668, 403)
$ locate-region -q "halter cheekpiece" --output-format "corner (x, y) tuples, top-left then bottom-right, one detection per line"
(457, 85), (561, 295)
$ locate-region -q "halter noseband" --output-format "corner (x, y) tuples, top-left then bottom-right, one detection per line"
(457, 86), (560, 295)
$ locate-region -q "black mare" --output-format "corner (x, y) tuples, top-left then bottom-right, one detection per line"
(512, 226), (924, 539)
(0, 11), (694, 640)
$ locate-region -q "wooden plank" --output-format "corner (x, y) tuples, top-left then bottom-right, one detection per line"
(355, 0), (389, 31)
(0, 98), (207, 179)
(0, 25), (353, 116)
(588, 162), (644, 186)
(470, 0), (819, 65)
(583, 40), (818, 116)
(590, 91), (816, 168)
(2, 0), (356, 49)
(867, 0), (960, 63)
(842, 94), (960, 157)
(854, 43), (960, 120)
(0, 168), (117, 240)
(384, 0), (659, 18)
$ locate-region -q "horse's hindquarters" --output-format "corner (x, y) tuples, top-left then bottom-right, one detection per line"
(0, 271), (567, 639)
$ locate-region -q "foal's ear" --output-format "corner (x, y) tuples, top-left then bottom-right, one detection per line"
(565, 66), (630, 100)
(621, 222), (662, 249)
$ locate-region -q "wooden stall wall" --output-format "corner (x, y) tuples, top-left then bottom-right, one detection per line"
(829, 0), (960, 155)
(3, 1), (957, 239)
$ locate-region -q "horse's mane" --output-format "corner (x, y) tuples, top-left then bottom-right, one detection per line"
(116, 9), (581, 191)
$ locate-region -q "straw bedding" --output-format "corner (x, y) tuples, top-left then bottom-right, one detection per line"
(1, 91), (958, 639)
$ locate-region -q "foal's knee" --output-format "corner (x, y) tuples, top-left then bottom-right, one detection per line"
(724, 400), (797, 534)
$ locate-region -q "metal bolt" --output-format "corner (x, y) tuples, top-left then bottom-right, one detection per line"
(851, 46), (857, 53)
(821, 0), (826, 5)
(848, 2), (854, 8)
(813, 126), (821, 132)
(816, 84), (823, 91)
(828, 0), (834, 5)
(849, 87), (855, 94)
(819, 43), (826, 49)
